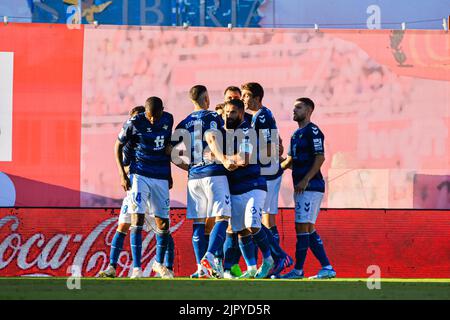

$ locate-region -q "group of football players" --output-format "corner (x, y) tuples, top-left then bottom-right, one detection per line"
(99, 82), (336, 280)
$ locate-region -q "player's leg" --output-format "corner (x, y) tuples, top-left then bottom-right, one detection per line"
(229, 193), (256, 278)
(164, 233), (175, 276)
(187, 179), (209, 278)
(281, 192), (314, 279)
(149, 178), (173, 278)
(201, 176), (231, 278)
(100, 196), (131, 278)
(223, 225), (242, 278)
(244, 190), (274, 278)
(204, 217), (215, 245)
(127, 174), (150, 279)
(261, 176), (293, 276)
(306, 192), (335, 279)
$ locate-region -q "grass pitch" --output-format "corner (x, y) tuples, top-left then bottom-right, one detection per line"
(0, 277), (449, 300)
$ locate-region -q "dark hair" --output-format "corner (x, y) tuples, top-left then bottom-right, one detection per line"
(223, 86), (241, 96)
(129, 105), (145, 116)
(189, 85), (208, 104)
(225, 98), (245, 111)
(215, 103), (225, 111)
(241, 82), (264, 101)
(145, 97), (164, 115)
(296, 97), (315, 110)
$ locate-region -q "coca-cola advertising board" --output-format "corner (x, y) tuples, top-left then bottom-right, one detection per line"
(1, 208), (449, 278)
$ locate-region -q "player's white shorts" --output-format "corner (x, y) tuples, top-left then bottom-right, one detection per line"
(263, 175), (282, 214)
(230, 189), (266, 232)
(118, 195), (165, 232)
(294, 191), (324, 224)
(127, 174), (170, 219)
(186, 175), (231, 219)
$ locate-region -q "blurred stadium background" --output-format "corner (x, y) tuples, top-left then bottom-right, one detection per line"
(0, 1), (449, 285)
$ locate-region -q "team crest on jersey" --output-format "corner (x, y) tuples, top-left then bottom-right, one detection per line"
(210, 121), (217, 129)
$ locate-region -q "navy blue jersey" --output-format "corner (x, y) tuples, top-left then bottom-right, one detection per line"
(174, 110), (227, 180)
(118, 112), (173, 180)
(226, 120), (267, 195)
(250, 106), (283, 180)
(288, 122), (325, 193)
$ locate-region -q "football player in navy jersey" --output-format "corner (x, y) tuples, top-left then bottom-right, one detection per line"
(280, 97), (336, 279)
(241, 82), (293, 277)
(111, 97), (174, 279)
(222, 98), (275, 279)
(100, 105), (176, 279)
(172, 85), (232, 279)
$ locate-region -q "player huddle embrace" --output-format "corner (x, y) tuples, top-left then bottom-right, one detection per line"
(99, 83), (336, 280)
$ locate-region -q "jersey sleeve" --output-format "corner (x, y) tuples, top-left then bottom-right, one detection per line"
(118, 118), (134, 145)
(287, 136), (294, 157)
(309, 126), (325, 155)
(255, 111), (277, 144)
(166, 113), (174, 147)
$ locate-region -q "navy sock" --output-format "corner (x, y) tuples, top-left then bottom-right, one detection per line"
(309, 231), (331, 268)
(252, 229), (272, 260)
(223, 233), (235, 271)
(192, 223), (207, 264)
(164, 234), (175, 270)
(110, 231), (126, 268)
(239, 235), (257, 267)
(295, 233), (310, 270)
(232, 233), (242, 265)
(261, 224), (285, 260)
(130, 226), (143, 268)
(207, 220), (228, 257)
(270, 226), (280, 245)
(155, 230), (169, 264)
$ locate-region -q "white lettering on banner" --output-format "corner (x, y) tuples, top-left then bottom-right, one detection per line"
(0, 52), (14, 162)
(366, 5), (381, 30)
(141, 0), (163, 25)
(0, 215), (185, 276)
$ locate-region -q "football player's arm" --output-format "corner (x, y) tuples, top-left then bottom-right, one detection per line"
(294, 154), (325, 194)
(204, 130), (237, 171)
(114, 139), (131, 191)
(281, 155), (293, 170)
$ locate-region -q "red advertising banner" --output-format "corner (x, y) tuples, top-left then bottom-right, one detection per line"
(0, 23), (84, 206)
(0, 208), (449, 278)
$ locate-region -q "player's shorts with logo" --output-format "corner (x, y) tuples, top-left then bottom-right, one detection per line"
(126, 173), (170, 219)
(230, 189), (266, 232)
(118, 194), (162, 232)
(293, 191), (324, 224)
(187, 175), (231, 219)
(263, 175), (282, 214)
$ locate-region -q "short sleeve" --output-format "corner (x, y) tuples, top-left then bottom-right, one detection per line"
(309, 126), (325, 154)
(118, 119), (134, 144)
